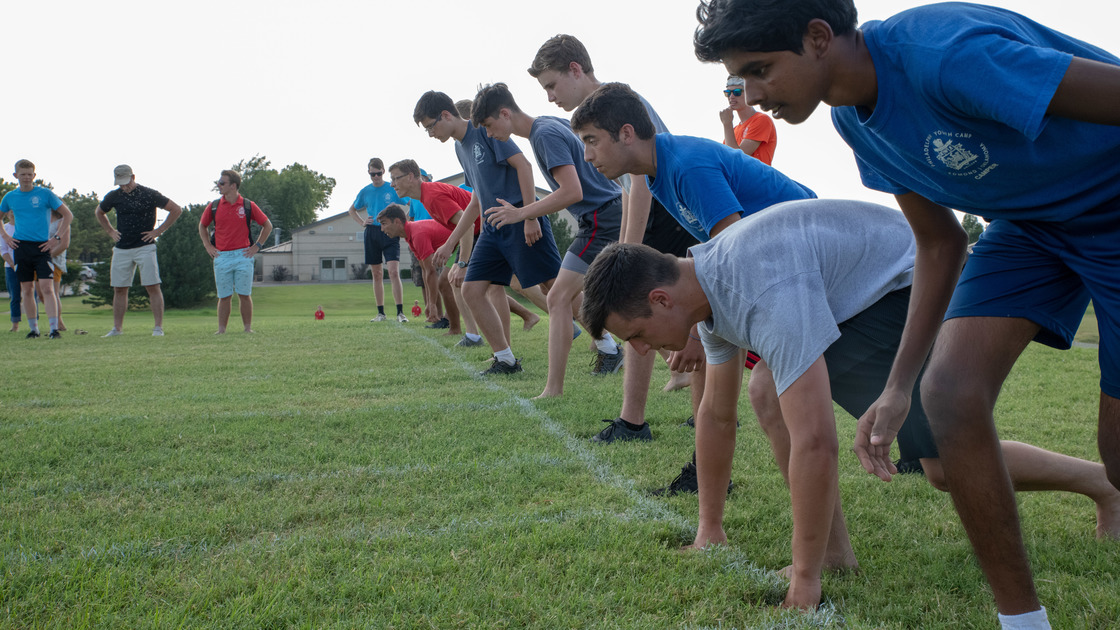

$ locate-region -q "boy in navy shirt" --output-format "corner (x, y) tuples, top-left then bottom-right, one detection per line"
(695, 1), (1120, 626)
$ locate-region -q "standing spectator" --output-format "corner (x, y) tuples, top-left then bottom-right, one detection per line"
(0, 159), (72, 339)
(719, 75), (777, 164)
(348, 158), (407, 323)
(93, 164), (183, 337)
(1, 216), (20, 332)
(198, 170), (273, 334)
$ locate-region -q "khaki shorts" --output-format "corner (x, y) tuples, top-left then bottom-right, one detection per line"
(110, 244), (161, 287)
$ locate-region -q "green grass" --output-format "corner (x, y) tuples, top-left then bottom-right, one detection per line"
(1, 284), (1116, 629)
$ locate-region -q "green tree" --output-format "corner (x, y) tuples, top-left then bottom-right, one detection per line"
(548, 214), (574, 257)
(157, 203), (215, 309)
(61, 189), (114, 263)
(0, 177), (14, 197)
(82, 261), (149, 310)
(961, 213), (985, 245)
(61, 260), (84, 295)
(232, 156), (335, 243)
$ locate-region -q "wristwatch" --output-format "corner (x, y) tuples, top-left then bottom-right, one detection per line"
(456, 261), (468, 268)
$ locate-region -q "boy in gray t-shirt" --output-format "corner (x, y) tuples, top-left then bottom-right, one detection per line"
(580, 198), (1120, 610)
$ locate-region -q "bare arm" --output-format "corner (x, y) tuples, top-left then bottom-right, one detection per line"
(198, 208), (218, 258)
(94, 205), (120, 243)
(738, 138), (762, 157)
(778, 356), (840, 610)
(485, 164), (583, 228)
(348, 204), (372, 227)
(854, 192), (968, 480)
(621, 175), (654, 244)
(1047, 56), (1120, 125)
(143, 201), (182, 243)
(507, 153), (541, 246)
(46, 203), (74, 255)
(691, 355), (745, 550)
(433, 200), (478, 268)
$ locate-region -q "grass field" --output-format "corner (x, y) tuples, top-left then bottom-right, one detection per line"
(1, 283), (1116, 629)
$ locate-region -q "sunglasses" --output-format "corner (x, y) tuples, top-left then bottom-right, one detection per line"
(369, 171), (384, 177)
(724, 88), (744, 97)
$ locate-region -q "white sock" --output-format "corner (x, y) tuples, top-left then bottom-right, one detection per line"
(998, 607), (1049, 630)
(494, 347), (516, 365)
(594, 334), (617, 354)
(465, 333), (481, 342)
(28, 318), (39, 332)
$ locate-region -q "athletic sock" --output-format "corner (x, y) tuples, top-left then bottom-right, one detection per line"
(377, 305), (385, 316)
(620, 418), (645, 432)
(594, 334), (618, 354)
(465, 333), (482, 342)
(396, 304), (403, 315)
(998, 607), (1049, 630)
(28, 318), (39, 333)
(494, 347), (516, 365)
(49, 317), (58, 330)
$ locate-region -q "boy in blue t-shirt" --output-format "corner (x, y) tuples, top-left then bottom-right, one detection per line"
(471, 82), (625, 399)
(413, 90), (561, 376)
(695, 1), (1120, 626)
(0, 159), (72, 339)
(347, 158), (407, 322)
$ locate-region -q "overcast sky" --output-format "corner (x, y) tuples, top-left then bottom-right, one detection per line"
(6, 0), (1116, 222)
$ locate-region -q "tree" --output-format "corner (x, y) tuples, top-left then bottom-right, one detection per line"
(157, 203), (216, 308)
(82, 261), (149, 310)
(961, 213), (985, 245)
(61, 189), (114, 263)
(548, 214), (574, 257)
(0, 177), (14, 197)
(231, 155), (336, 243)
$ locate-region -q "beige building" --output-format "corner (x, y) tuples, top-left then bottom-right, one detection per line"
(259, 174), (574, 283)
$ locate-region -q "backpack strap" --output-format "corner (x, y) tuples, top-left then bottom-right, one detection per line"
(208, 199), (221, 246)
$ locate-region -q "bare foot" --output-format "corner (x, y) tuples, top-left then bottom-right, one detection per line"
(58, 323), (67, 332)
(533, 389), (562, 400)
(778, 556), (860, 579)
(447, 329), (463, 336)
(244, 329), (255, 333)
(680, 539), (727, 553)
(522, 312), (540, 332)
(214, 330), (225, 335)
(662, 371), (691, 392)
(9, 324), (17, 332)
(1096, 492), (1120, 539)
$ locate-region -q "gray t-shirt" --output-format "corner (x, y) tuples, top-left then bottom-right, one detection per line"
(693, 199), (917, 395)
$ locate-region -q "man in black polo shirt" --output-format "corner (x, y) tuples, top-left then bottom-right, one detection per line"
(94, 164), (183, 337)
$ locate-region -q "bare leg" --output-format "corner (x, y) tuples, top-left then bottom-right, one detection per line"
(492, 286), (512, 347)
(238, 294), (253, 332)
(386, 260), (403, 313)
(536, 269), (581, 399)
(369, 263), (384, 309)
(509, 275), (549, 312)
(505, 293), (539, 332)
(37, 278), (58, 321)
(144, 284), (164, 328)
(437, 270), (461, 334)
(921, 316), (1042, 616)
(112, 286), (128, 331)
(465, 281), (507, 354)
(1101, 393), (1120, 493)
(453, 282), (478, 336)
(619, 345), (656, 425)
(216, 296), (232, 333)
(20, 282), (38, 324)
(52, 279), (65, 330)
(749, 360), (859, 571)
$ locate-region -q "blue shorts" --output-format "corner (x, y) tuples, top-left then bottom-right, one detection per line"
(364, 224), (400, 265)
(561, 197), (622, 274)
(465, 216), (561, 289)
(213, 249), (255, 298)
(946, 203), (1120, 398)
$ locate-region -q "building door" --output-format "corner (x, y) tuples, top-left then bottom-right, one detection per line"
(320, 258), (347, 282)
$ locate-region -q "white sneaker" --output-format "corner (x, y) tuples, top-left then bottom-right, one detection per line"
(102, 329), (122, 337)
(152, 327), (164, 337)
(371, 313), (387, 322)
(397, 313), (408, 323)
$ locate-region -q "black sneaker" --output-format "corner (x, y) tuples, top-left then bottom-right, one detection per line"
(48, 330), (62, 339)
(681, 415), (695, 428)
(591, 417), (651, 443)
(26, 330), (40, 339)
(479, 358), (522, 376)
(650, 461), (733, 497)
(590, 346), (624, 375)
(894, 458), (925, 475)
(455, 335), (485, 348)
(426, 318), (450, 329)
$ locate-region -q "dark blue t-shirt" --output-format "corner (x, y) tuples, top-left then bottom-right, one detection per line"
(530, 116), (621, 219)
(455, 123), (524, 234)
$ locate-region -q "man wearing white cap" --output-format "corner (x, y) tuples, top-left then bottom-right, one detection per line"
(93, 164), (183, 336)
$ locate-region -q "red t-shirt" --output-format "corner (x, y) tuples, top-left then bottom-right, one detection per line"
(731, 111), (778, 166)
(411, 305), (422, 317)
(420, 182), (480, 235)
(403, 220), (453, 261)
(201, 195), (269, 251)
(315, 309), (325, 320)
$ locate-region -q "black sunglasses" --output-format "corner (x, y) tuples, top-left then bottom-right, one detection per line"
(369, 171), (384, 177)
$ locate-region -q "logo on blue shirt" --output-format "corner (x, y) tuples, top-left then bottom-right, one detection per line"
(923, 131), (999, 180)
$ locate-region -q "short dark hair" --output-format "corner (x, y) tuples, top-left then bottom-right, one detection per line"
(570, 82), (655, 141)
(580, 242), (680, 339)
(368, 158), (385, 171)
(694, 0), (858, 60)
(470, 83), (521, 127)
(413, 91), (459, 124)
(390, 159), (421, 178)
(377, 203), (409, 225)
(14, 159), (34, 171)
(528, 34), (595, 78)
(221, 169), (241, 188)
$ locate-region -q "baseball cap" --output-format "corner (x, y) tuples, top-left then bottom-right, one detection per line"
(113, 164), (134, 185)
